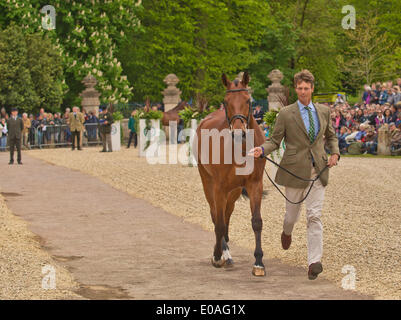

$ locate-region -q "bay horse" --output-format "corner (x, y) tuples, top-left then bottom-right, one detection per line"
(194, 72), (267, 276)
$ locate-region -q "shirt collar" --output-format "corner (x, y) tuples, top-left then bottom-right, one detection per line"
(297, 100), (314, 111)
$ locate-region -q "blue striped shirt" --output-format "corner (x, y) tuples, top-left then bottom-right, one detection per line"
(297, 100), (320, 140)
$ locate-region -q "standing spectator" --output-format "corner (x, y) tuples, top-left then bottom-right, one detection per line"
(98, 106), (114, 152)
(253, 105), (265, 125)
(127, 110), (137, 148)
(6, 107), (24, 165)
(22, 113), (31, 149)
(38, 108), (45, 119)
(387, 87), (396, 106)
(393, 86), (401, 105)
(46, 113), (55, 145)
(68, 106), (85, 150)
(371, 83), (379, 104)
(85, 111), (98, 141)
(378, 85), (388, 105)
(362, 86), (373, 105)
(37, 114), (45, 147)
(53, 113), (63, 146)
(29, 114), (39, 147)
(63, 108), (71, 143)
(1, 107), (9, 120)
(0, 118), (7, 152)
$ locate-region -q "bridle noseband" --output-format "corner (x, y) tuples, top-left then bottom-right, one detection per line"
(223, 88), (252, 131)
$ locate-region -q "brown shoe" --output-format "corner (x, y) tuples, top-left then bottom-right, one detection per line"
(281, 231), (291, 250)
(308, 262), (323, 280)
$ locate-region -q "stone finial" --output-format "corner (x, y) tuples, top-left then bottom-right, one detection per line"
(80, 74), (101, 116)
(162, 74), (182, 112)
(266, 69), (286, 111)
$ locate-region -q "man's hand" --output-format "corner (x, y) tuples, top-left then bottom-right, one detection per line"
(248, 147), (263, 158)
(327, 154), (339, 168)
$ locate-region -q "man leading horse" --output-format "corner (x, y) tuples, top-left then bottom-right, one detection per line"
(249, 69), (340, 280)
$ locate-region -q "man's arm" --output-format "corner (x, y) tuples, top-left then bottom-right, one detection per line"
(248, 110), (285, 158)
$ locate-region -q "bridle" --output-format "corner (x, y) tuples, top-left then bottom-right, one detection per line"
(223, 88), (252, 131)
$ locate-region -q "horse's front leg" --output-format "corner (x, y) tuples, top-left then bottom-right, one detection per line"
(211, 186), (227, 268)
(246, 180), (266, 276)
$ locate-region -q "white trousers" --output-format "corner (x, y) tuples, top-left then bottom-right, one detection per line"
(283, 167), (325, 266)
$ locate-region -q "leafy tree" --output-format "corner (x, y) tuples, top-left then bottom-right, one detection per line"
(0, 0), (141, 108)
(0, 24), (64, 113)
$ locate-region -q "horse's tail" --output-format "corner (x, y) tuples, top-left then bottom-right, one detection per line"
(241, 188), (268, 200)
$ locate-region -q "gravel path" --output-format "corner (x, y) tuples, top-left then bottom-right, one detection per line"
(0, 152), (369, 300)
(24, 147), (401, 299)
(0, 192), (80, 299)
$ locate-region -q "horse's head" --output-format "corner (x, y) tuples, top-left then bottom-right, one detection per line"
(222, 72), (251, 136)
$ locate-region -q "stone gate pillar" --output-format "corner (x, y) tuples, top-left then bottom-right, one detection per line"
(162, 74), (182, 112)
(378, 124), (391, 155)
(80, 75), (101, 117)
(266, 69), (286, 111)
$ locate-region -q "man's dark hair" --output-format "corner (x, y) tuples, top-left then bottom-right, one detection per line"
(294, 69), (315, 88)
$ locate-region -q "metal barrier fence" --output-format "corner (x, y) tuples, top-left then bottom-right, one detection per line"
(0, 123), (102, 151)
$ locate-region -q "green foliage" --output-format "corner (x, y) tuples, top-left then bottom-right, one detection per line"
(135, 109), (163, 121)
(178, 106), (217, 127)
(0, 24), (64, 112)
(263, 110), (279, 137)
(112, 111), (124, 121)
(0, 0), (141, 109)
(119, 0), (288, 104)
(1, 0), (401, 109)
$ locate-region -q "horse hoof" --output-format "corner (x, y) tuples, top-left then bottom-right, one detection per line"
(211, 257), (225, 268)
(224, 259), (234, 269)
(252, 265), (266, 277)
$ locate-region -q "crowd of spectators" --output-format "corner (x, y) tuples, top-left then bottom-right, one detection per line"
(0, 106), (101, 150)
(1, 80), (401, 156)
(328, 79), (401, 155)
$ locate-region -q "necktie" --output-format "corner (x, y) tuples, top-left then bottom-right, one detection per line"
(305, 106), (315, 143)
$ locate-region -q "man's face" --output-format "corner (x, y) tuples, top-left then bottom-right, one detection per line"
(40, 108), (44, 114)
(11, 111), (18, 117)
(295, 81), (314, 104)
(390, 125), (395, 131)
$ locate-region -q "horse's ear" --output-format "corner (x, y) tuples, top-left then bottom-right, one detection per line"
(242, 71), (250, 87)
(222, 73), (230, 88)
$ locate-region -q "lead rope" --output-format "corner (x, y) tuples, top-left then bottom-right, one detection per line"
(262, 155), (329, 204)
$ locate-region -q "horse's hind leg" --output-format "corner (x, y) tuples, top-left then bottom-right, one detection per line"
(222, 187), (242, 267)
(246, 181), (266, 276)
